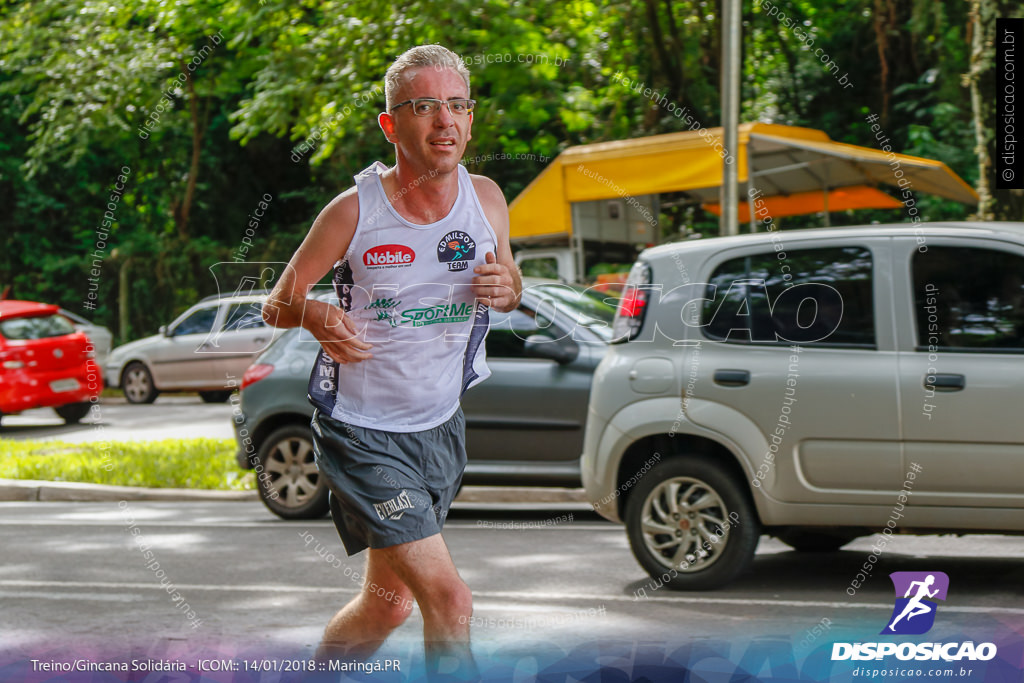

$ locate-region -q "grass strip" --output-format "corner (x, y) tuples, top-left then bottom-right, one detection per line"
(0, 439), (253, 490)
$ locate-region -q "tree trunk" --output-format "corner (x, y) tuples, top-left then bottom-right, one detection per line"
(967, 0), (1024, 220)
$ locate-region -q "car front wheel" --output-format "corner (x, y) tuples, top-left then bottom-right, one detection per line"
(255, 425), (330, 519)
(625, 456), (761, 591)
(122, 362), (159, 404)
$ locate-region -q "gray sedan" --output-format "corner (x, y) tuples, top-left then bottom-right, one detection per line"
(233, 279), (615, 518)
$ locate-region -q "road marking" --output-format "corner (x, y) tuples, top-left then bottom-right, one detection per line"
(0, 520), (613, 530)
(1, 580), (1021, 616)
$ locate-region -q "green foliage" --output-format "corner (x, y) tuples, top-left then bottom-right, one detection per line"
(0, 0), (999, 342)
(0, 438), (252, 490)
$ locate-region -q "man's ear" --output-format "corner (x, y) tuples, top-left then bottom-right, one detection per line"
(378, 111), (397, 143)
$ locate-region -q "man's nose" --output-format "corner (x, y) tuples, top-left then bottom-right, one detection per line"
(434, 102), (455, 127)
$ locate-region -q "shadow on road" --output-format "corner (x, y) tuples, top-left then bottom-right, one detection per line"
(622, 545), (1024, 599)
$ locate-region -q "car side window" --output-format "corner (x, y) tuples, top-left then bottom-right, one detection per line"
(171, 306), (219, 336)
(913, 246), (1024, 352)
(486, 308), (543, 358)
(702, 246), (875, 347)
(222, 302), (266, 331)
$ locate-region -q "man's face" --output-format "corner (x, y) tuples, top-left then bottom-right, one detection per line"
(380, 66), (472, 176)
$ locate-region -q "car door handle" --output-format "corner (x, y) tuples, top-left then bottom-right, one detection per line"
(925, 373), (965, 392)
(714, 369), (750, 387)
(253, 337), (267, 345)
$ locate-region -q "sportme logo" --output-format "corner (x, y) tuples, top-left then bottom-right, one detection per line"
(373, 490), (415, 521)
(363, 244), (415, 269)
(401, 302), (474, 326)
(883, 571), (948, 635)
(832, 570), (997, 664)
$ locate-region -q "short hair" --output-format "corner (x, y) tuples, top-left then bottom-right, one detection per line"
(384, 45), (471, 110)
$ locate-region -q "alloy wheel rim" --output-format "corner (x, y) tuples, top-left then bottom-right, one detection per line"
(125, 368), (149, 401)
(263, 437), (319, 507)
(640, 476), (731, 573)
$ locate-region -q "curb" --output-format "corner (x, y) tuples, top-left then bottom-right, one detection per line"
(0, 480), (587, 504)
(0, 479), (257, 503)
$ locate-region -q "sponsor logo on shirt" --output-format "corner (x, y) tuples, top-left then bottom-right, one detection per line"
(437, 231), (475, 271)
(364, 297), (402, 328)
(363, 244), (415, 269)
(374, 489), (415, 521)
(400, 302), (474, 326)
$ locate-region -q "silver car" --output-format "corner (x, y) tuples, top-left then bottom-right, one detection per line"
(104, 294), (286, 403)
(582, 222), (1024, 589)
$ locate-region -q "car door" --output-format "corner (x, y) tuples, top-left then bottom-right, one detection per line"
(894, 235), (1024, 509)
(148, 303), (224, 389)
(209, 300), (282, 382)
(686, 240), (905, 505)
(463, 303), (596, 471)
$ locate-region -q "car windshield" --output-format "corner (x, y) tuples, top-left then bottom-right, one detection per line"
(529, 283), (617, 342)
(0, 314), (76, 340)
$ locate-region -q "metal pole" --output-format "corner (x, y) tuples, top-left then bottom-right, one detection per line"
(719, 0), (742, 236)
(747, 140), (758, 233)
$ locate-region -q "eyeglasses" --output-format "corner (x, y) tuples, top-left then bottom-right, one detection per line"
(390, 98), (476, 116)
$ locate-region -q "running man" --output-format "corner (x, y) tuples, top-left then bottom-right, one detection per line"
(888, 574), (939, 630)
(263, 45), (521, 675)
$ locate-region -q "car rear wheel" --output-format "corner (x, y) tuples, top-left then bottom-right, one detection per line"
(122, 362), (158, 404)
(199, 390), (233, 403)
(775, 528), (861, 553)
(255, 425), (330, 519)
(54, 402), (91, 424)
(625, 456), (761, 591)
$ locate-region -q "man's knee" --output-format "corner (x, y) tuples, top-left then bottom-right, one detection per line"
(362, 589), (415, 629)
(428, 579), (473, 620)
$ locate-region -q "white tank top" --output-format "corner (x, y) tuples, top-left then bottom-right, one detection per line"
(308, 161), (497, 432)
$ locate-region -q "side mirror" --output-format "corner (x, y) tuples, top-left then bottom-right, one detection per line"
(523, 334), (578, 364)
(160, 325), (170, 337)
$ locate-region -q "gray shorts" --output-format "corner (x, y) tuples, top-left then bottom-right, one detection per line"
(310, 407), (467, 556)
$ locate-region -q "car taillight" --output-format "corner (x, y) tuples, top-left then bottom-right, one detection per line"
(241, 363), (274, 389)
(612, 261), (653, 343)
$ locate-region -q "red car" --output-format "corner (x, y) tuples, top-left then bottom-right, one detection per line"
(0, 300), (103, 425)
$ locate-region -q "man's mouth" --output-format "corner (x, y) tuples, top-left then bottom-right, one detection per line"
(430, 139), (456, 147)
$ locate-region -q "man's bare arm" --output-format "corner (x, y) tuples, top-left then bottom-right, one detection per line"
(262, 188), (373, 363)
(470, 175), (521, 313)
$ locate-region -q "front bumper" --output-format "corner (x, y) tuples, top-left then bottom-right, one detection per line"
(232, 409), (256, 469)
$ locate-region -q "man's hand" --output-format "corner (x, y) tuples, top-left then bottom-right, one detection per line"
(311, 302), (373, 364)
(472, 252), (518, 311)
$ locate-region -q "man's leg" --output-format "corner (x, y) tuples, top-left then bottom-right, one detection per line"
(317, 549), (416, 660)
(375, 533), (475, 678)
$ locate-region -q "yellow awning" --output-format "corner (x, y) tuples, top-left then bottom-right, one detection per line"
(509, 122), (978, 240)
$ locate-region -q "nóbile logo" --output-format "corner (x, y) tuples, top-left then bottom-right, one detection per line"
(363, 244), (415, 269)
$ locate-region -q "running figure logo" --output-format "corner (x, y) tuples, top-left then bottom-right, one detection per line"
(881, 571), (949, 635)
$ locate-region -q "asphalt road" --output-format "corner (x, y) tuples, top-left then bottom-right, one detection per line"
(1, 395), (236, 442)
(2, 500), (1022, 672)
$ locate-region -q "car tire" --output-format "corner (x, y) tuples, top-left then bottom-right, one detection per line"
(54, 402), (91, 424)
(122, 362), (159, 404)
(775, 528), (861, 553)
(625, 455), (761, 591)
(255, 425), (330, 519)
(199, 390), (233, 403)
